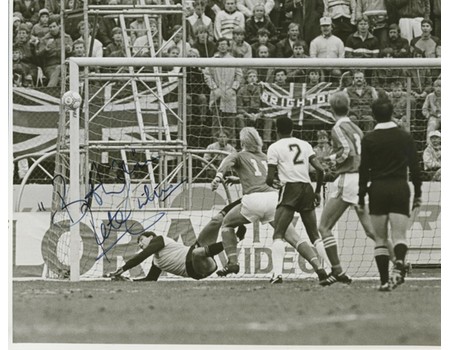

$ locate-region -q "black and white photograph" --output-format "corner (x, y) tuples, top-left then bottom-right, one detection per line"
(7, 0), (444, 349)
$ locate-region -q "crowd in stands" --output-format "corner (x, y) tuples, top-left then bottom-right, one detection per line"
(12, 0), (441, 181)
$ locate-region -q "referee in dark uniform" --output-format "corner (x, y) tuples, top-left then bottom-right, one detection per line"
(358, 98), (422, 292)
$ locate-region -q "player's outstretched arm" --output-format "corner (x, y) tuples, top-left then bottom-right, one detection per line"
(133, 263), (162, 282)
(106, 236), (165, 279)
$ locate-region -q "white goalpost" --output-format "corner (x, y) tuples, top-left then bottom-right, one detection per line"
(62, 57), (440, 282)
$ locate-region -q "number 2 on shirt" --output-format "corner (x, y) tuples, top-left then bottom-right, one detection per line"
(250, 159), (268, 176)
(289, 144), (304, 164)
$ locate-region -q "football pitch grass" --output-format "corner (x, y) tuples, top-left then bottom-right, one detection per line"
(12, 270), (440, 347)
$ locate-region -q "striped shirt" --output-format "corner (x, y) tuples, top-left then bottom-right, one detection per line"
(217, 150), (276, 195)
(345, 32), (380, 58)
(214, 10), (245, 41)
(323, 0), (356, 20)
(329, 116), (364, 175)
(267, 137), (314, 184)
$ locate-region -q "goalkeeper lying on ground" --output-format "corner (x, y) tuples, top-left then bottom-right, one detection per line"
(107, 199), (246, 281)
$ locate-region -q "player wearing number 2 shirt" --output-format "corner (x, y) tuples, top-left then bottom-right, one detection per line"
(211, 127), (327, 282)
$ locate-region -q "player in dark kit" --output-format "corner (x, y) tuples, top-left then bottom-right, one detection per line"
(358, 98), (422, 292)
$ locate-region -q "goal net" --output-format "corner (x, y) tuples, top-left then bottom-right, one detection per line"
(40, 57), (440, 281)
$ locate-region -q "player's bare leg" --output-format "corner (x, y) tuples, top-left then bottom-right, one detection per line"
(283, 223), (327, 281)
(299, 209), (331, 268)
(217, 205), (249, 276)
(370, 214), (392, 291)
(318, 197), (352, 286)
(354, 205), (396, 263)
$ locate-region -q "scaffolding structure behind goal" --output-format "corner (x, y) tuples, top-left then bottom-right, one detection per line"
(48, 57), (440, 281)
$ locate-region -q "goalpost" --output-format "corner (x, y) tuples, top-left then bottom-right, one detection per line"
(55, 57), (440, 281)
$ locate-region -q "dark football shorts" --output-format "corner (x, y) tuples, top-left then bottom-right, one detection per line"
(368, 178), (411, 216)
(185, 243), (217, 280)
(277, 182), (316, 212)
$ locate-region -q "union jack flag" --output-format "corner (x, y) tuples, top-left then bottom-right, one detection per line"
(260, 81), (339, 125)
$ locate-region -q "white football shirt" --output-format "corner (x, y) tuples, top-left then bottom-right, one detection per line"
(267, 137), (314, 184)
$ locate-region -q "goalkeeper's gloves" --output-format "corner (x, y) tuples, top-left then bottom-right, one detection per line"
(105, 267), (130, 281)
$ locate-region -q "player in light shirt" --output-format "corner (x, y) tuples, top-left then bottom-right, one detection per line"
(211, 127), (327, 283)
(266, 116), (330, 284)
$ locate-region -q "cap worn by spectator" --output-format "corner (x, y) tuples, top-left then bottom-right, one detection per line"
(388, 23), (400, 32)
(13, 16), (22, 24)
(111, 27), (122, 36)
(320, 17), (332, 26)
(39, 8), (50, 17)
(429, 131), (441, 139)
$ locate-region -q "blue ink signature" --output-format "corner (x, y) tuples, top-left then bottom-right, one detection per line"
(95, 211), (166, 261)
(50, 168), (185, 261)
(137, 178), (187, 209)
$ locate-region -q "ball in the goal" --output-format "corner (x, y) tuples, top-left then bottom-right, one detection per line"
(62, 90), (82, 110)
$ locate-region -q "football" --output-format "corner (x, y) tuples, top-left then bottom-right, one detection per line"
(62, 90), (82, 110)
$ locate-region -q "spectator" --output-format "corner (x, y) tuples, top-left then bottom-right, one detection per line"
(323, 0), (356, 44)
(192, 24), (217, 57)
(13, 0), (41, 25)
(395, 0), (430, 43)
(422, 79), (441, 138)
(204, 132), (237, 178)
(345, 15), (380, 58)
(13, 15), (23, 38)
(410, 18), (440, 58)
(36, 17), (73, 87)
(422, 130), (441, 181)
(375, 47), (406, 89)
(260, 68), (289, 148)
(214, 0), (245, 41)
(250, 28), (276, 57)
(343, 70), (378, 132)
(430, 0), (440, 39)
(230, 26), (252, 58)
(77, 21), (104, 58)
(236, 69), (262, 129)
(71, 39), (86, 57)
(187, 0), (214, 41)
(129, 18), (147, 44)
(132, 18), (159, 57)
(162, 24), (192, 56)
(387, 81), (415, 130)
(311, 130), (335, 181)
(269, 0), (289, 39)
(380, 23), (410, 57)
(255, 45), (275, 82)
(275, 22), (300, 57)
(12, 44), (33, 87)
(94, 0), (121, 47)
(205, 0), (225, 22)
(284, 0), (323, 46)
(104, 27), (126, 57)
(31, 8), (50, 39)
(407, 46), (433, 95)
(186, 48), (210, 145)
(309, 17), (345, 84)
(306, 69), (322, 89)
(237, 0), (275, 18)
(14, 24), (39, 85)
(245, 3), (278, 45)
(286, 40), (308, 83)
(204, 38), (243, 144)
(356, 0), (389, 47)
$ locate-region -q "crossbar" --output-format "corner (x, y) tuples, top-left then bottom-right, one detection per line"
(69, 57), (441, 69)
